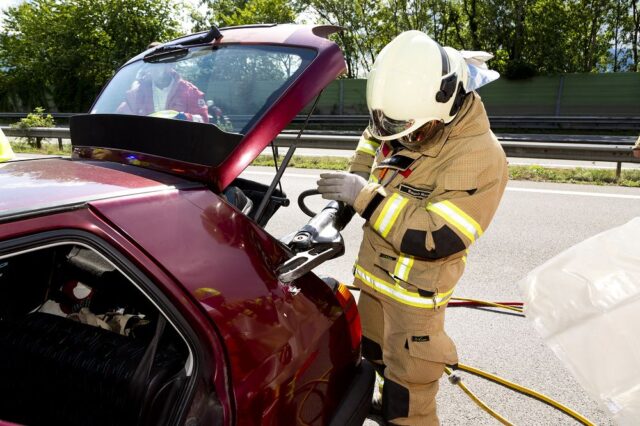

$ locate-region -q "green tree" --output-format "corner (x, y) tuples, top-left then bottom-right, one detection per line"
(193, 0), (299, 31)
(632, 0), (640, 71)
(0, 0), (181, 112)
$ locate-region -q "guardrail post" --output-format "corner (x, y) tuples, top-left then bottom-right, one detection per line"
(58, 138), (63, 150)
(616, 162), (622, 181)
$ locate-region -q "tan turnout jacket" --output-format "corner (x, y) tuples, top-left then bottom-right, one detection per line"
(349, 92), (508, 315)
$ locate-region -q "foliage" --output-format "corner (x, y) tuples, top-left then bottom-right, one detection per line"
(305, 0), (640, 78)
(1, 0), (638, 113)
(9, 107), (55, 147)
(192, 0), (300, 31)
(10, 107), (55, 130)
(508, 165), (640, 187)
(0, 0), (181, 112)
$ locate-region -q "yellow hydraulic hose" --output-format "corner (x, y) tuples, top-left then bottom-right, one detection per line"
(444, 366), (514, 425)
(456, 363), (595, 426)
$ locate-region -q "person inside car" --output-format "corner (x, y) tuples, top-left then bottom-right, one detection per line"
(116, 62), (209, 123)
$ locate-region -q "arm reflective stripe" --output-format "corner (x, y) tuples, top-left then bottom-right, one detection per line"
(369, 174), (379, 183)
(354, 265), (453, 308)
(427, 200), (483, 242)
(356, 138), (380, 156)
(393, 254), (414, 282)
(373, 193), (408, 238)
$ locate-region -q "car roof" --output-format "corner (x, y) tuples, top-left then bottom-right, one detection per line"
(0, 158), (202, 223)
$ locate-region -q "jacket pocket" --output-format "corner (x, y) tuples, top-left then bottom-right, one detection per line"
(406, 331), (458, 366)
(373, 248), (398, 274)
(373, 249), (442, 294)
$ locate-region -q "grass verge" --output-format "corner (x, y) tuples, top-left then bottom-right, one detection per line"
(253, 155), (640, 187)
(10, 140), (71, 156)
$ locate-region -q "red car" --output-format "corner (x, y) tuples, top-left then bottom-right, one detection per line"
(0, 24), (373, 426)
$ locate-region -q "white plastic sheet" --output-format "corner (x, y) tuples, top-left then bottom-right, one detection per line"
(519, 217), (640, 424)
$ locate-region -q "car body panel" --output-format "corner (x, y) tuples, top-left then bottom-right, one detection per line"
(77, 24), (347, 191)
(0, 205), (234, 425)
(0, 158), (199, 222)
(89, 186), (356, 424)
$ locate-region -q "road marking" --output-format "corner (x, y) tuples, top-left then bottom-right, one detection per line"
(242, 171), (640, 199)
(506, 187), (640, 199)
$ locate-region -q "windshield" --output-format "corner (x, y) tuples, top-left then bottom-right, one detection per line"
(91, 44), (316, 134)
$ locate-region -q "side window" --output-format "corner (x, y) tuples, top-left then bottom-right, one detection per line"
(0, 242), (192, 426)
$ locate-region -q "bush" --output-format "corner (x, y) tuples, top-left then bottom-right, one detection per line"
(10, 107), (55, 147)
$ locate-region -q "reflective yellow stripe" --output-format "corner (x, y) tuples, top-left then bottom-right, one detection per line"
(369, 174), (379, 184)
(427, 200), (483, 242)
(373, 193), (408, 238)
(393, 254), (414, 282)
(356, 138), (380, 156)
(354, 264), (453, 308)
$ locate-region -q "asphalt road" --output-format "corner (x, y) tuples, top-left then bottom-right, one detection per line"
(241, 165), (640, 426)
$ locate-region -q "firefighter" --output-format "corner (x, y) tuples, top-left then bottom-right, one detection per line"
(317, 31), (508, 425)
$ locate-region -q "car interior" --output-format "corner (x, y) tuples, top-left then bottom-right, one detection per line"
(224, 176), (288, 226)
(0, 243), (191, 426)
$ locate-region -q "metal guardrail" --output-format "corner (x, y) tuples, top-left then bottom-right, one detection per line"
(1, 127), (69, 138)
(2, 126), (638, 177)
(3, 112), (640, 131)
(293, 115), (640, 131)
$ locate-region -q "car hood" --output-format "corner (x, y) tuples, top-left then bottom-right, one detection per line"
(70, 24), (346, 191)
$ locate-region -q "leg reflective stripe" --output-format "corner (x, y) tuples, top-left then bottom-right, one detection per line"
(354, 265), (453, 308)
(393, 255), (414, 282)
(373, 193), (408, 238)
(356, 138), (380, 156)
(427, 200), (483, 242)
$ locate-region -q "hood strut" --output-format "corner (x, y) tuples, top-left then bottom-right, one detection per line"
(253, 92), (323, 224)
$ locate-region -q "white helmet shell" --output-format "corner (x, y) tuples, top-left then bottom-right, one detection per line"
(366, 31), (469, 141)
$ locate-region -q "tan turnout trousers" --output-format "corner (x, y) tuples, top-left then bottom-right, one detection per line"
(348, 93), (508, 425)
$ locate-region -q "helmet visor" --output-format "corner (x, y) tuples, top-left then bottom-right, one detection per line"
(368, 109), (415, 139)
(398, 120), (444, 147)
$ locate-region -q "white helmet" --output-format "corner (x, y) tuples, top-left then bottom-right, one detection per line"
(366, 31), (469, 143)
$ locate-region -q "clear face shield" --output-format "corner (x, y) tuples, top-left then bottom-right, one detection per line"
(367, 109), (444, 149)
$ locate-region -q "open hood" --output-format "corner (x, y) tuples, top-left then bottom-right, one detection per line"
(71, 24), (346, 191)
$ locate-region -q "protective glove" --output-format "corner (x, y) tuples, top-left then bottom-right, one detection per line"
(316, 172), (367, 206)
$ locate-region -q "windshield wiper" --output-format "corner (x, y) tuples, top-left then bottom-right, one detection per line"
(143, 26), (223, 63)
(143, 46), (189, 63)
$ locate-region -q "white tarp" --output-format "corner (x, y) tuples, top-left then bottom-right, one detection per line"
(519, 217), (640, 425)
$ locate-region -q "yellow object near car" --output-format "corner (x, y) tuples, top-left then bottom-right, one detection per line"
(0, 129), (15, 162)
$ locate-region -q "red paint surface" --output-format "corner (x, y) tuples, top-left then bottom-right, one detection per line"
(90, 188), (358, 424)
(0, 158), (190, 218)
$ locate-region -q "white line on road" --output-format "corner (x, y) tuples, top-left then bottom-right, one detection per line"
(506, 187), (640, 199)
(242, 170), (640, 199)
